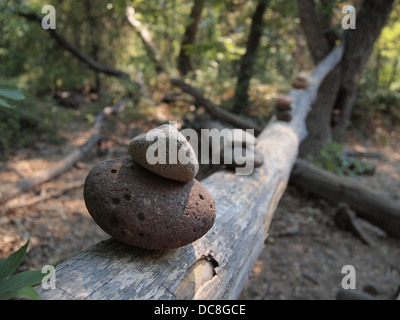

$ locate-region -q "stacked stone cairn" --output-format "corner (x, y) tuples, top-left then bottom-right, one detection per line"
(275, 95), (294, 122)
(219, 129), (264, 169)
(83, 124), (216, 250)
(292, 72), (309, 89)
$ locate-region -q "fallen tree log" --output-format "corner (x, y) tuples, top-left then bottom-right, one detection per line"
(35, 112), (297, 300)
(344, 149), (382, 159)
(290, 159), (400, 238)
(0, 99), (127, 206)
(35, 44), (344, 300)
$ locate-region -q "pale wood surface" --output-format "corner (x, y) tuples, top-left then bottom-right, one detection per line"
(36, 44), (344, 300)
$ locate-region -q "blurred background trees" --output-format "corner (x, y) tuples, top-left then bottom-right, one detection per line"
(0, 0), (399, 159)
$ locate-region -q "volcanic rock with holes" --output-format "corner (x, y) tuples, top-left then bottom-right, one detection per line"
(84, 157), (216, 250)
(128, 124), (199, 182)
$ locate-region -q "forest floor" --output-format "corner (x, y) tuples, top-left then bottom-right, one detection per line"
(0, 102), (399, 300)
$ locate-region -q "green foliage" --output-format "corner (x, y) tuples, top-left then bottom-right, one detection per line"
(0, 96), (62, 155)
(0, 240), (56, 300)
(308, 142), (374, 177)
(0, 0), (395, 149)
(0, 85), (26, 108)
(353, 87), (400, 138)
(360, 2), (400, 92)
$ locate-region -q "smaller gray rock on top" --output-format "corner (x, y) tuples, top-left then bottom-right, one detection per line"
(129, 124), (199, 182)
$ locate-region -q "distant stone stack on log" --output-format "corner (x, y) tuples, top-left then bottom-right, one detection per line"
(221, 129), (264, 169)
(275, 95), (294, 122)
(292, 72), (309, 89)
(83, 124), (216, 250)
(199, 120), (264, 169)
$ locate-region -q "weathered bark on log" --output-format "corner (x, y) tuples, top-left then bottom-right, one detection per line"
(290, 159), (400, 238)
(35, 45), (344, 300)
(0, 100), (127, 206)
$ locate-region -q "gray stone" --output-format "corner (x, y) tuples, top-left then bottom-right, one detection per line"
(128, 124), (199, 182)
(84, 158), (216, 250)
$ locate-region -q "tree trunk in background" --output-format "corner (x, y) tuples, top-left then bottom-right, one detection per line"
(85, 0), (101, 92)
(298, 0), (331, 64)
(299, 66), (341, 157)
(232, 0), (269, 115)
(126, 6), (165, 74)
(331, 0), (395, 141)
(298, 0), (336, 157)
(298, 0), (394, 157)
(177, 0), (206, 76)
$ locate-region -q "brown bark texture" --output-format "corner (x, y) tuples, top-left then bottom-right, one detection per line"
(232, 0), (270, 114)
(298, 0), (395, 156)
(177, 0), (206, 76)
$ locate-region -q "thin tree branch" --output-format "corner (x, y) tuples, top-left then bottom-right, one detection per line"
(17, 11), (130, 78)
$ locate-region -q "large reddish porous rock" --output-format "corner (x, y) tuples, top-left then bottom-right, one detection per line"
(84, 158), (216, 250)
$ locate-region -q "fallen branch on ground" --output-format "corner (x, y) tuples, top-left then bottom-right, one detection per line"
(0, 99), (127, 206)
(290, 159), (400, 238)
(2, 180), (84, 212)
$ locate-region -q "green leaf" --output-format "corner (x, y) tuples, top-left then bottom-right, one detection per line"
(0, 97), (13, 108)
(0, 240), (30, 282)
(0, 86), (25, 100)
(0, 286), (43, 300)
(0, 270), (45, 293)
